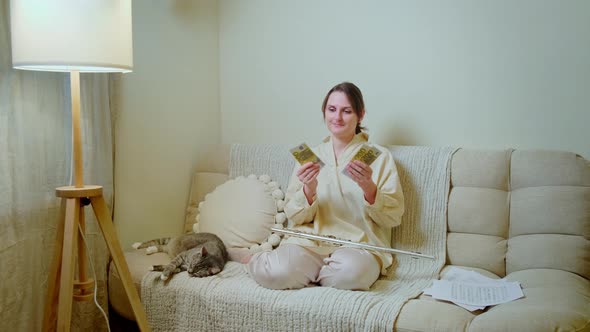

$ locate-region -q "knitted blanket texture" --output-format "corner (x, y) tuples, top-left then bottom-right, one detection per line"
(142, 144), (456, 331)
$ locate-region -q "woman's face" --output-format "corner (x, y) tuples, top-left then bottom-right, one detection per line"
(324, 91), (363, 140)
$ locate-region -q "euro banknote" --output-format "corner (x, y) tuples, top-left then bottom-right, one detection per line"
(343, 144), (382, 178)
(351, 144), (382, 165)
(290, 143), (325, 167)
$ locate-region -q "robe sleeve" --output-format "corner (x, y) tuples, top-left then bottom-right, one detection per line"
(364, 149), (405, 228)
(284, 165), (318, 226)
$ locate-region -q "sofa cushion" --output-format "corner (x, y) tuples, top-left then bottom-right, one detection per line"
(448, 187), (509, 237)
(504, 268), (590, 296)
(447, 233), (507, 277)
(196, 175), (285, 250)
(108, 251), (170, 321)
(395, 299), (475, 332)
(507, 234), (590, 278)
(451, 149), (511, 191)
(510, 186), (589, 237)
(469, 269), (590, 332)
(440, 265), (502, 280)
(511, 150), (590, 190)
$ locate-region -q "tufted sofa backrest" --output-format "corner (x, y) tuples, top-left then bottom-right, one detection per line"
(187, 145), (589, 279)
(448, 149), (590, 278)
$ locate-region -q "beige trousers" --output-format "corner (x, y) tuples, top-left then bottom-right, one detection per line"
(247, 244), (380, 290)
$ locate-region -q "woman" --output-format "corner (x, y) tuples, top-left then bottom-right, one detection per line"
(247, 82), (405, 290)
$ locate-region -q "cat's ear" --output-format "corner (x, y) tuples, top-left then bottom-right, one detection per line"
(201, 246), (208, 257)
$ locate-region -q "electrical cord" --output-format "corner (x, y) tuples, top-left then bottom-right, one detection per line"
(66, 106), (111, 331)
(77, 223), (112, 332)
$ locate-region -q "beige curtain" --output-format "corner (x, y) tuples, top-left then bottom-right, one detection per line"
(1, 1), (114, 331)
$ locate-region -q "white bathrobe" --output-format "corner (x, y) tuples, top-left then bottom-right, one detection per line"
(283, 132), (405, 274)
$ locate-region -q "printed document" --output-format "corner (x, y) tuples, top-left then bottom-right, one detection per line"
(423, 267), (524, 311)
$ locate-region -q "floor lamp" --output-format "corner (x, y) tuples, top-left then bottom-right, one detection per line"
(10, 1), (150, 331)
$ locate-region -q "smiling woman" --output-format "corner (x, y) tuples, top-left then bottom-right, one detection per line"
(246, 82), (406, 291)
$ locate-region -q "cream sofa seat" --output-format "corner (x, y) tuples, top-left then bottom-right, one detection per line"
(109, 146), (590, 331)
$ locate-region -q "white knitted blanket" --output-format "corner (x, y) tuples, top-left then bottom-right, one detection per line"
(142, 144), (456, 331)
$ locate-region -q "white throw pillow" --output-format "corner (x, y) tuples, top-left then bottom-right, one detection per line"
(194, 174), (286, 253)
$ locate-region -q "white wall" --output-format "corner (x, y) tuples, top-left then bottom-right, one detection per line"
(114, 0), (219, 247)
(219, 0), (590, 158)
(115, 0), (590, 246)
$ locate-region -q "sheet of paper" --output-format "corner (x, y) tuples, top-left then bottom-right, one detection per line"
(429, 280), (524, 306)
(452, 302), (486, 312)
(423, 267), (517, 311)
(423, 286), (485, 312)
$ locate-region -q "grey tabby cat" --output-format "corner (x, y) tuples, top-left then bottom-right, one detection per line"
(133, 232), (228, 281)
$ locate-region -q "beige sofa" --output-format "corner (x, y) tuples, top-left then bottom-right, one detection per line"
(109, 144), (590, 331)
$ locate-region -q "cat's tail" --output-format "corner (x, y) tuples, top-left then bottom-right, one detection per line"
(132, 237), (171, 249)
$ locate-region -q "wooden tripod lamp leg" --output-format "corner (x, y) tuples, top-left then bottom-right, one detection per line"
(90, 195), (151, 332)
(73, 203), (94, 302)
(57, 198), (81, 331)
(43, 199), (67, 332)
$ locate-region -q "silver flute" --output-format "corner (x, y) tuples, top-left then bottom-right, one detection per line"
(271, 227), (435, 260)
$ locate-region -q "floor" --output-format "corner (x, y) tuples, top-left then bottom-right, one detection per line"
(109, 306), (140, 332)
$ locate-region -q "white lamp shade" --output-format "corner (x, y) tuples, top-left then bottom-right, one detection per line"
(10, 0), (133, 73)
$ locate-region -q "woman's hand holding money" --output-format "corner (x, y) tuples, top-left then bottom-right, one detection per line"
(346, 160), (377, 204)
(297, 162), (320, 205)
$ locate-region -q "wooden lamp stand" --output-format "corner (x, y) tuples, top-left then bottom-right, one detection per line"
(42, 71), (151, 331)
